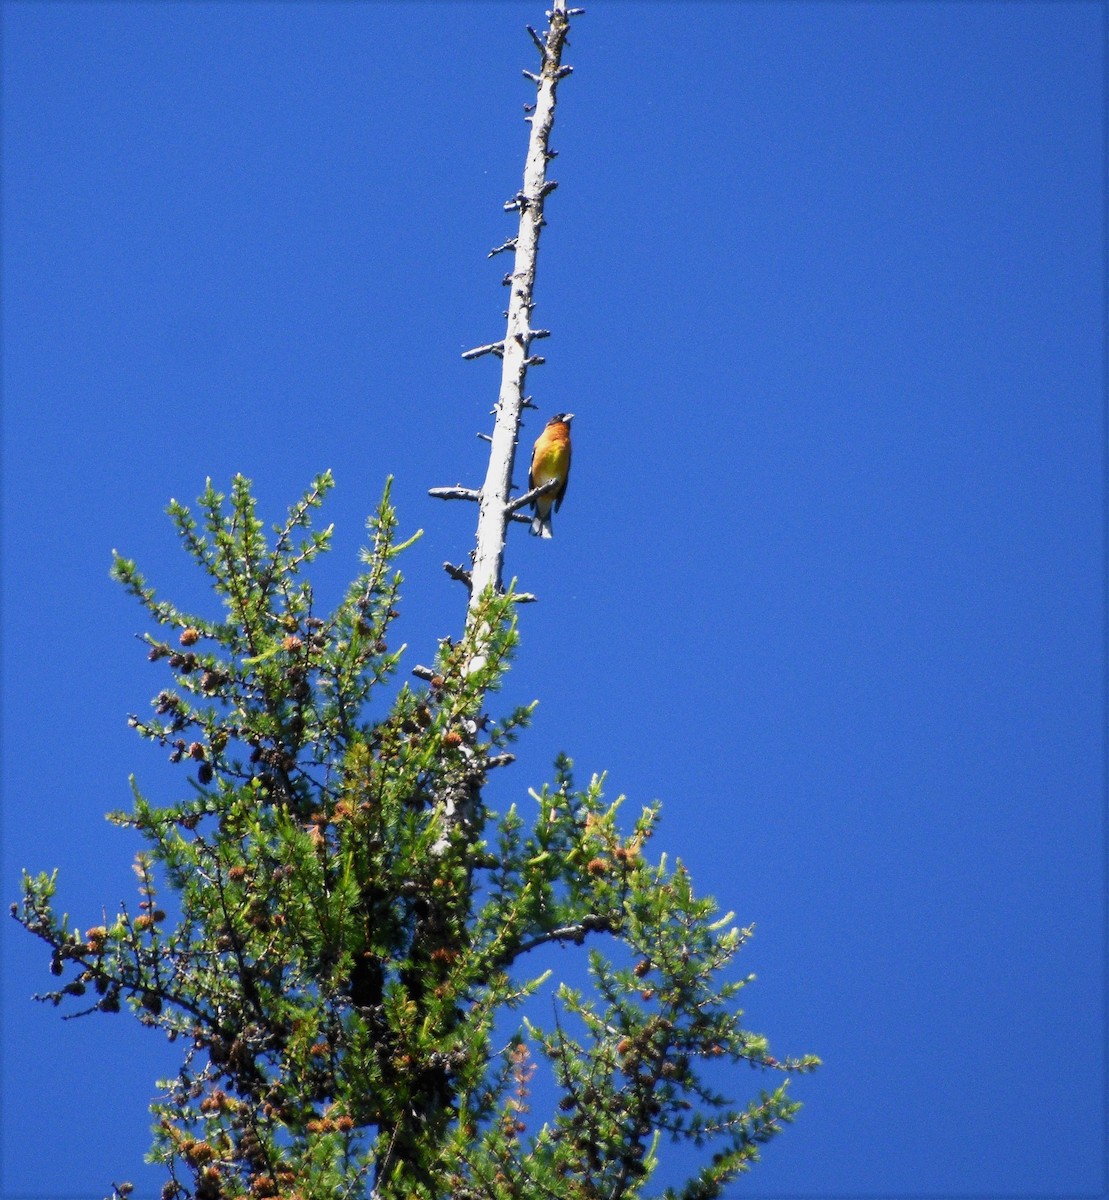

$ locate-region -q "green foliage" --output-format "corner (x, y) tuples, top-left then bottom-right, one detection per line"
(13, 474), (817, 1200)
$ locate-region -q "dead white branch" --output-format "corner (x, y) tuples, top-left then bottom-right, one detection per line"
(428, 486), (480, 502)
(425, 1), (576, 855)
(506, 477), (560, 515)
(465, 0), (573, 614)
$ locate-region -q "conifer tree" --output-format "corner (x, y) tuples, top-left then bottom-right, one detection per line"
(13, 6), (818, 1199)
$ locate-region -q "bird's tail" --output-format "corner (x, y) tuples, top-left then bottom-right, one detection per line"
(530, 513), (553, 539)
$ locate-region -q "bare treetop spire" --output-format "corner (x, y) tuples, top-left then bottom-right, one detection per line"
(430, 2), (578, 616)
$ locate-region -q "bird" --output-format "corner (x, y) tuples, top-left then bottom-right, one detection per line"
(528, 412), (574, 538)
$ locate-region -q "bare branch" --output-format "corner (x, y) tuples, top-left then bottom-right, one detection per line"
(463, 0), (572, 607)
(498, 914), (614, 965)
(461, 340), (506, 361)
(426, 1), (576, 859)
(428, 486), (480, 502)
(488, 237), (517, 258)
(443, 562), (473, 587)
(506, 477), (559, 515)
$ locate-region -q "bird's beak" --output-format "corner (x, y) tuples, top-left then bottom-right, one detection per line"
(563, 413), (575, 422)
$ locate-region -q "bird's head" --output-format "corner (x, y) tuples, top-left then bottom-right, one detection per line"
(550, 412), (574, 425)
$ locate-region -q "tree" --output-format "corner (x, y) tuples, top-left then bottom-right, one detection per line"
(13, 6), (818, 1199)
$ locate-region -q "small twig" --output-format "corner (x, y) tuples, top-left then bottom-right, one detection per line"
(500, 915), (613, 965)
(461, 340), (505, 361)
(476, 432), (492, 444)
(526, 24), (546, 55)
(443, 562), (473, 586)
(506, 477), (559, 515)
(485, 753), (516, 769)
(428, 486), (480, 502)
(488, 237), (517, 258)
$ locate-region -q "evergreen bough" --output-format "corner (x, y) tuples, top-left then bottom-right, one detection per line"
(15, 473), (817, 1200)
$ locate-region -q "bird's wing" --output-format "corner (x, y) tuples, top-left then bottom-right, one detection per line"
(553, 442), (570, 511)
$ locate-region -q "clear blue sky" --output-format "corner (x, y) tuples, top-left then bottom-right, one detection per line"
(2, 2), (1104, 1197)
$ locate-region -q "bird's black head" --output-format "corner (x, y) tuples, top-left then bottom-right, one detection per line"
(549, 412), (574, 424)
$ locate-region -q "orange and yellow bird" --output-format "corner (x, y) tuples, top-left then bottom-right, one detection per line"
(528, 412), (574, 538)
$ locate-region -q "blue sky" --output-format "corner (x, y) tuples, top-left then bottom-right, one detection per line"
(1, 2), (1104, 1197)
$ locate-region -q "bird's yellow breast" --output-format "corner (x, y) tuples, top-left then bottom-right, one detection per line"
(532, 439), (569, 484)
